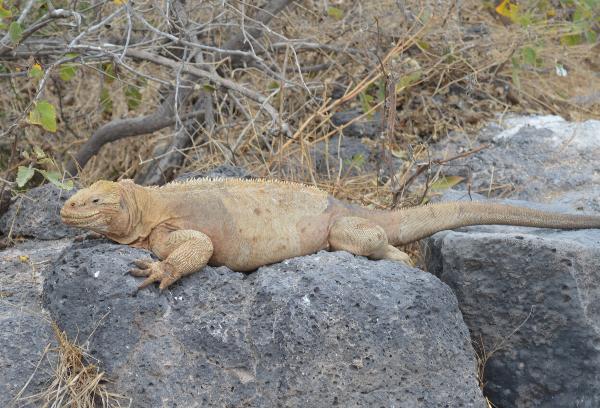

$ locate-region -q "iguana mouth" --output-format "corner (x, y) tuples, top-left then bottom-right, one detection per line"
(60, 210), (101, 226)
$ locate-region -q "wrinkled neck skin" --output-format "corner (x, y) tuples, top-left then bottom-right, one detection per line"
(104, 184), (165, 246)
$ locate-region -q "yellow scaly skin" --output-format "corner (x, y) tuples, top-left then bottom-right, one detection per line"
(60, 179), (600, 291)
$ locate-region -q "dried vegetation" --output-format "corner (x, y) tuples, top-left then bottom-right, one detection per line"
(0, 0), (598, 208)
(9, 322), (128, 407)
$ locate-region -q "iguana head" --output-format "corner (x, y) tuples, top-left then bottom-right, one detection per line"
(60, 180), (134, 238)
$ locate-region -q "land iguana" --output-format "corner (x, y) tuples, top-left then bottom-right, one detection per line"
(60, 178), (600, 291)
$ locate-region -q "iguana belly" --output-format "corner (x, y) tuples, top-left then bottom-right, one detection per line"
(208, 214), (331, 271)
(171, 183), (334, 271)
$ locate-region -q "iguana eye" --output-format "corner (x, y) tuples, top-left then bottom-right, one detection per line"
(92, 198), (100, 204)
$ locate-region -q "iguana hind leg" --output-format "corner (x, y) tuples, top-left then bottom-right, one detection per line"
(328, 216), (413, 265)
(129, 229), (213, 291)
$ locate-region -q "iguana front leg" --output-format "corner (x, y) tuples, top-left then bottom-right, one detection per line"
(328, 216), (413, 265)
(129, 229), (213, 291)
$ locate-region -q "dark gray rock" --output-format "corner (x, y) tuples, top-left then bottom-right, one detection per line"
(262, 109), (401, 179)
(570, 91), (600, 106)
(0, 184), (79, 239)
(429, 115), (600, 201)
(313, 135), (376, 177)
(423, 194), (600, 407)
(0, 239), (70, 407)
(310, 134), (404, 179)
(43, 243), (486, 407)
(331, 109), (382, 139)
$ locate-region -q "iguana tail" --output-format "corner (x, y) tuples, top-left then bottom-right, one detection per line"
(365, 201), (600, 246)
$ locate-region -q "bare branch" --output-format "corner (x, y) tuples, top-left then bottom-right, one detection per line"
(68, 8), (123, 48)
(131, 10), (264, 63)
(64, 91), (196, 176)
(222, 0), (295, 65)
(124, 48), (289, 135)
(0, 0), (36, 49)
(60, 2), (291, 177)
(269, 41), (364, 55)
(134, 97), (205, 185)
(0, 8), (81, 55)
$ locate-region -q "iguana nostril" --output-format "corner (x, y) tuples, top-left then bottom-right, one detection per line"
(70, 202), (75, 207)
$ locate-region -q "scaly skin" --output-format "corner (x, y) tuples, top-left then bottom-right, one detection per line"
(60, 178), (600, 291)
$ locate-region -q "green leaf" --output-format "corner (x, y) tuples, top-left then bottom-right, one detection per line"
(515, 11), (533, 27)
(376, 79), (385, 102)
(102, 63), (116, 83)
(0, 5), (12, 19)
(100, 88), (113, 114)
(511, 66), (521, 89)
(511, 56), (520, 69)
(358, 91), (374, 117)
(584, 30), (597, 43)
(8, 21), (22, 43)
(572, 5), (592, 22)
(33, 145), (46, 159)
(343, 153), (365, 169)
(202, 83), (215, 92)
(327, 6), (344, 20)
(28, 100), (57, 132)
(28, 63), (43, 79)
(560, 33), (583, 46)
(125, 84), (142, 110)
(37, 169), (73, 190)
(396, 71), (421, 93)
(416, 40), (430, 50)
(76, 1), (91, 12)
(16, 166), (35, 188)
(59, 63), (77, 81)
(37, 158), (53, 166)
(430, 176), (464, 191)
(521, 47), (537, 66)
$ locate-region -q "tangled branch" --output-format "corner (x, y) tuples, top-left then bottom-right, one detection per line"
(2, 0), (301, 179)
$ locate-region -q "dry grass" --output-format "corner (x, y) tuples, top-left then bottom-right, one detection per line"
(473, 337), (501, 408)
(10, 322), (128, 408)
(1, 1), (598, 211)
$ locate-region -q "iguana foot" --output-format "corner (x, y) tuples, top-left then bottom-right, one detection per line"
(371, 245), (414, 266)
(328, 216), (414, 266)
(129, 260), (181, 291)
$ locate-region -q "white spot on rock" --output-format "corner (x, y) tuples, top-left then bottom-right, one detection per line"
(493, 115), (600, 150)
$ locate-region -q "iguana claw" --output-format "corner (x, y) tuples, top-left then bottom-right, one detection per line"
(129, 259), (180, 291)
